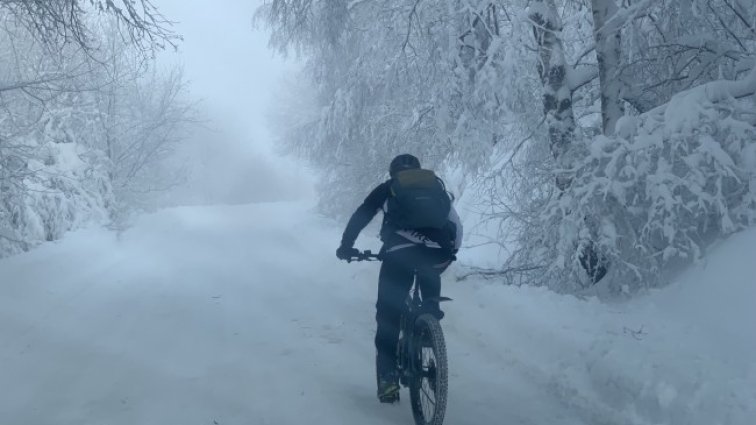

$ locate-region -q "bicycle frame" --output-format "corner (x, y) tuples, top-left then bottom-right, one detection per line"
(397, 285), (423, 384)
(347, 250), (452, 386)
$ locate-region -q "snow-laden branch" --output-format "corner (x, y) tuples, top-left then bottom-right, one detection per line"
(0, 75), (74, 93)
(0, 0), (179, 51)
(647, 66), (756, 123)
(523, 65), (756, 290)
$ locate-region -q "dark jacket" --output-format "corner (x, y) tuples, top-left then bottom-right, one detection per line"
(340, 180), (463, 254)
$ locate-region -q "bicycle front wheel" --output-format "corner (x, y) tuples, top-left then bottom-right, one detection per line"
(409, 314), (448, 425)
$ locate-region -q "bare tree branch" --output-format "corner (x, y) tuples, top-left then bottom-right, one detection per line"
(0, 0), (180, 52)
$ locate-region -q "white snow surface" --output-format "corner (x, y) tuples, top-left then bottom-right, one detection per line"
(0, 201), (753, 425)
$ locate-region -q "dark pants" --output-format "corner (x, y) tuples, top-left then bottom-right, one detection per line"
(375, 246), (450, 380)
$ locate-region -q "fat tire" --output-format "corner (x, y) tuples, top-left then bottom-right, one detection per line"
(409, 314), (448, 425)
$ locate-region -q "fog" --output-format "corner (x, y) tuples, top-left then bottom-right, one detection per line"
(156, 0), (315, 205)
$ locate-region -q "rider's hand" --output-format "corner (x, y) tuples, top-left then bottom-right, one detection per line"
(336, 245), (359, 261)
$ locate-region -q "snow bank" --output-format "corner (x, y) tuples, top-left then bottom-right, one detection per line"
(446, 227), (756, 425)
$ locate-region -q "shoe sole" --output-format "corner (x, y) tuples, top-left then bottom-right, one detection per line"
(378, 384), (400, 403)
(379, 393), (400, 403)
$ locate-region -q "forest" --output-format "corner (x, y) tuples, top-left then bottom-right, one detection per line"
(258, 0), (756, 292)
(1, 0), (755, 294)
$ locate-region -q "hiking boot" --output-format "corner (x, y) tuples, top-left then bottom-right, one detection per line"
(377, 374), (400, 403)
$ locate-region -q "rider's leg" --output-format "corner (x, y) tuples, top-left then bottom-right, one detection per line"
(416, 247), (450, 319)
(416, 268), (443, 318)
(375, 252), (414, 385)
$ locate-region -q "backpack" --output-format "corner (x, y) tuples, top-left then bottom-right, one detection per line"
(386, 169), (452, 231)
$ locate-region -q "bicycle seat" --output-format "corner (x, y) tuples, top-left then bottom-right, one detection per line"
(424, 296), (453, 303)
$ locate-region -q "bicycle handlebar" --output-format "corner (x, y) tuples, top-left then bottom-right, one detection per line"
(347, 250), (382, 263)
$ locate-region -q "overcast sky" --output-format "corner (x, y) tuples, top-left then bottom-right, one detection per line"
(155, 0), (314, 204)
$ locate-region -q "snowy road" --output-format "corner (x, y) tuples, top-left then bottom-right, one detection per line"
(1, 202), (753, 425)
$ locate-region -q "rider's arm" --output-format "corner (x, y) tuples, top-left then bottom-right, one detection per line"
(340, 182), (390, 248)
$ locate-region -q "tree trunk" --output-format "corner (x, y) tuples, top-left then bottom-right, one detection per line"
(531, 0), (608, 284)
(591, 0), (624, 135)
(529, 0), (575, 190)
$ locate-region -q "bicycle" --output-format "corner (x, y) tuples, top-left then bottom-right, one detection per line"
(350, 250), (451, 425)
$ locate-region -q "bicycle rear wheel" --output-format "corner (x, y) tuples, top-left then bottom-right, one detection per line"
(409, 314), (448, 425)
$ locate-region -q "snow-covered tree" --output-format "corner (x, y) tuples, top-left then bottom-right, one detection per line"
(0, 24), (112, 254)
(0, 11), (195, 256)
(258, 0), (538, 212)
(503, 0), (756, 291)
(260, 0), (756, 292)
(86, 29), (196, 214)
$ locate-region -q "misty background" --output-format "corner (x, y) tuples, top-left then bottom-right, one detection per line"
(156, 0), (313, 206)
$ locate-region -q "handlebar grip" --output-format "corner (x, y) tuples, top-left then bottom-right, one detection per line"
(347, 250), (381, 262)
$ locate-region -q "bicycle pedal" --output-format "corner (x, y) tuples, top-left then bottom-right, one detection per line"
(379, 392), (400, 404)
(377, 381), (400, 403)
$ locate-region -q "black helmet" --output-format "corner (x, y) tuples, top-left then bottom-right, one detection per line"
(389, 154), (421, 177)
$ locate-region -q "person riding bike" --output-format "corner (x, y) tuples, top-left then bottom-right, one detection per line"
(336, 154), (463, 403)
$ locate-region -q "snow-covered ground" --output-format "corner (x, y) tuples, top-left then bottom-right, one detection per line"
(0, 202), (753, 425)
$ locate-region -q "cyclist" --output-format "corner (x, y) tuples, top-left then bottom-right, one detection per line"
(336, 154), (462, 403)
